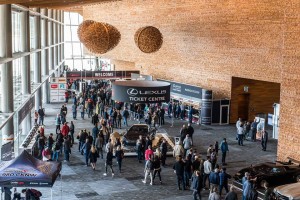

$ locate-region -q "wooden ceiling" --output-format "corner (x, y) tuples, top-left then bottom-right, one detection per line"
(0, 0), (116, 12)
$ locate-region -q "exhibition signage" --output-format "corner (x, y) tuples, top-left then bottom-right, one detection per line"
(112, 80), (170, 103)
(50, 77), (66, 103)
(65, 70), (140, 80)
(0, 151), (62, 187)
(157, 79), (202, 99)
(18, 96), (35, 125)
(1, 142), (13, 161)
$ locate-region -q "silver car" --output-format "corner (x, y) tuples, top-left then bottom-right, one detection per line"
(274, 182), (300, 200)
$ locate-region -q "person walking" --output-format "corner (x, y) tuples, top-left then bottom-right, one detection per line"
(103, 148), (114, 177)
(209, 186), (220, 200)
(55, 114), (62, 135)
(191, 170), (203, 200)
(237, 123), (244, 146)
(251, 118), (258, 142)
(122, 107), (129, 127)
(136, 139), (143, 163)
(92, 124), (99, 146)
(38, 106), (45, 126)
(89, 146), (98, 170)
(115, 145), (124, 173)
(219, 167), (232, 197)
(69, 121), (75, 145)
(203, 157), (212, 190)
(95, 133), (104, 159)
(180, 125), (188, 142)
(261, 129), (268, 151)
(72, 104), (77, 120)
(78, 103), (85, 119)
(224, 185), (238, 200)
(143, 156), (154, 185)
(209, 168), (220, 193)
(187, 123), (194, 144)
(153, 155), (162, 184)
(61, 122), (70, 138)
(183, 134), (193, 157)
(160, 139), (168, 167)
(145, 145), (154, 161)
(173, 155), (186, 190)
(81, 139), (91, 166)
(64, 136), (71, 162)
(184, 155), (193, 188)
(220, 138), (229, 165)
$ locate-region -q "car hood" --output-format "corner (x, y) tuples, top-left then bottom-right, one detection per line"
(274, 182), (300, 199)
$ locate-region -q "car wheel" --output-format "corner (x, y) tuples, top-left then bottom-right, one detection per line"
(260, 179), (268, 188)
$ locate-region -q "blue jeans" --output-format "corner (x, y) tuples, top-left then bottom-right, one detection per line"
(81, 112), (84, 119)
(73, 111), (77, 119)
(123, 118), (128, 126)
(84, 152), (89, 165)
(52, 151), (59, 161)
(184, 171), (192, 187)
(64, 150), (70, 161)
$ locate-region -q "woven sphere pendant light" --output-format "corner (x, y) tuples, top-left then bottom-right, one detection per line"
(134, 26), (163, 53)
(78, 20), (121, 54)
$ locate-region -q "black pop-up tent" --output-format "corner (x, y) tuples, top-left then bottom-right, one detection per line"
(0, 150), (61, 188)
(0, 150), (62, 199)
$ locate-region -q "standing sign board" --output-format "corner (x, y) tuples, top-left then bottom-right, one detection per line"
(50, 77), (66, 103)
(18, 96), (35, 125)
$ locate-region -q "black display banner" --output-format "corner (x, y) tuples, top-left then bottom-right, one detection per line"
(201, 89), (213, 125)
(66, 70), (140, 80)
(112, 81), (170, 103)
(18, 97), (35, 125)
(1, 142), (13, 161)
(157, 79), (202, 99)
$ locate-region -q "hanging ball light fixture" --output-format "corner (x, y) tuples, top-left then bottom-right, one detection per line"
(134, 26), (163, 53)
(78, 20), (121, 54)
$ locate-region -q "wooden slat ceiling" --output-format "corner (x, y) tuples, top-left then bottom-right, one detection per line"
(0, 0), (116, 12)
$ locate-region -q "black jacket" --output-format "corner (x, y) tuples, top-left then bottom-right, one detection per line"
(173, 160), (185, 175)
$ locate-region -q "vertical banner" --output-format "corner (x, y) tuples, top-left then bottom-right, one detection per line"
(1, 139), (13, 161)
(201, 89), (213, 125)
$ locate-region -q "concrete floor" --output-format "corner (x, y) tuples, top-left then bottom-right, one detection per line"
(15, 102), (278, 199)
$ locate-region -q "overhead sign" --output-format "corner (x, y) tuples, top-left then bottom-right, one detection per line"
(65, 70), (140, 80)
(112, 81), (170, 103)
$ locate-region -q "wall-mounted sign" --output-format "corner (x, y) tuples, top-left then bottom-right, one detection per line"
(18, 96), (35, 125)
(50, 77), (66, 103)
(65, 70), (140, 80)
(157, 79), (202, 102)
(112, 80), (170, 103)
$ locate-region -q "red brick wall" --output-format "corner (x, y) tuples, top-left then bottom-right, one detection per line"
(277, 0), (300, 162)
(83, 0), (300, 161)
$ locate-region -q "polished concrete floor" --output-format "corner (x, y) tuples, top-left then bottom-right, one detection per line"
(16, 102), (278, 199)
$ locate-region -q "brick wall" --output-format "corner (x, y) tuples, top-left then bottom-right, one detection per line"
(83, 0), (300, 161)
(277, 0), (300, 162)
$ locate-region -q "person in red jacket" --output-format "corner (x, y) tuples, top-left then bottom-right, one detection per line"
(61, 122), (70, 137)
(145, 145), (154, 161)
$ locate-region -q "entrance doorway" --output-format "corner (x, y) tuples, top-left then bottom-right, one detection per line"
(237, 93), (249, 121)
(220, 105), (229, 124)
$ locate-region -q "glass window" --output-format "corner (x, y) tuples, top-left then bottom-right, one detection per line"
(12, 12), (21, 53)
(30, 16), (36, 49)
(64, 43), (73, 59)
(71, 26), (79, 41)
(72, 43), (83, 58)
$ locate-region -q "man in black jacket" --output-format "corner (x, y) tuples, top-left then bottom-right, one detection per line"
(187, 123), (195, 145)
(160, 139), (168, 167)
(173, 155), (186, 190)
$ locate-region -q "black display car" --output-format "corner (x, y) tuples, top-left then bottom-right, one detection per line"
(234, 162), (300, 188)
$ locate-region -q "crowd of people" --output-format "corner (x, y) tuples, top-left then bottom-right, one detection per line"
(29, 79), (277, 200)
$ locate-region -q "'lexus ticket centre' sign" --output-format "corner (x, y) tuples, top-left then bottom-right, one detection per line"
(112, 81), (170, 103)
